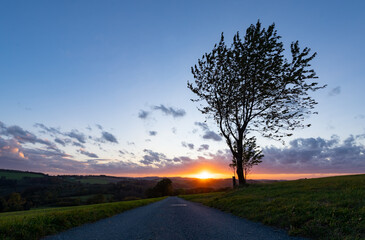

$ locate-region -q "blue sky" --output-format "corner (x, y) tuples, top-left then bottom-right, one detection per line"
(0, 0), (364, 178)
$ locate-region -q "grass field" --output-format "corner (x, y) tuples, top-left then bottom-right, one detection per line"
(181, 174), (365, 240)
(0, 197), (165, 240)
(0, 170), (44, 180)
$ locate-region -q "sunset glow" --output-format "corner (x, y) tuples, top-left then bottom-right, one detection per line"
(192, 170), (226, 179)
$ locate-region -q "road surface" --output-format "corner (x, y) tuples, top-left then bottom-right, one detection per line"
(45, 197), (308, 240)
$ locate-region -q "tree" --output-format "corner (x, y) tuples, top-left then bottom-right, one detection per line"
(188, 20), (325, 185)
(230, 137), (264, 182)
(146, 178), (173, 197)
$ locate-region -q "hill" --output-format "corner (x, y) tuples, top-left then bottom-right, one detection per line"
(0, 169), (46, 180)
(181, 174), (365, 240)
(0, 169), (232, 212)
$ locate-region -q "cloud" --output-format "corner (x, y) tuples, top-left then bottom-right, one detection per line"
(194, 122), (222, 141)
(127, 141), (135, 145)
(66, 130), (86, 143)
(0, 136), (88, 174)
(34, 123), (61, 135)
(255, 135), (365, 174)
(55, 138), (66, 146)
(140, 149), (169, 165)
(329, 86), (341, 96)
(149, 131), (157, 136)
(102, 131), (118, 143)
(198, 144), (209, 151)
(203, 131), (222, 141)
(152, 105), (186, 118)
(0, 122), (56, 148)
(138, 110), (150, 119)
(78, 149), (99, 158)
(181, 142), (194, 150)
(72, 141), (85, 148)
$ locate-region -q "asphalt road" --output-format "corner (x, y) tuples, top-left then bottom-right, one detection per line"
(45, 197), (308, 240)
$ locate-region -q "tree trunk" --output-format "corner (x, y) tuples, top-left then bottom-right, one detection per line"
(236, 162), (246, 185)
(236, 136), (246, 186)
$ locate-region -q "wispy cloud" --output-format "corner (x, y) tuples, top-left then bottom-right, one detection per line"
(329, 86), (341, 96)
(138, 110), (150, 119)
(78, 149), (99, 158)
(194, 122), (222, 141)
(182, 141), (194, 150)
(138, 105), (186, 120)
(101, 131), (118, 143)
(152, 105), (186, 118)
(198, 144), (209, 151)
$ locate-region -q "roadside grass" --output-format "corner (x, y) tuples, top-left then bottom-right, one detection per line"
(0, 197), (165, 240)
(181, 174), (365, 240)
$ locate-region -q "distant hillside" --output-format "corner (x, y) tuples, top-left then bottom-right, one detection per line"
(0, 168), (233, 213)
(0, 169), (46, 180)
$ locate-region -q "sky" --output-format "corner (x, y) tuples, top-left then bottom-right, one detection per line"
(0, 0), (365, 180)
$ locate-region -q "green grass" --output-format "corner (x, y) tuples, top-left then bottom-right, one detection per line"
(0, 197), (165, 240)
(181, 174), (365, 240)
(0, 170), (44, 180)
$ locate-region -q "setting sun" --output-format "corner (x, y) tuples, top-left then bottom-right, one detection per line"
(195, 171), (214, 179)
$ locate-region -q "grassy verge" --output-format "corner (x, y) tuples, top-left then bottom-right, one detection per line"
(0, 197), (165, 240)
(181, 174), (365, 240)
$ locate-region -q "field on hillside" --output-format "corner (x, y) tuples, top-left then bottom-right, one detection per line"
(0, 197), (165, 240)
(181, 174), (365, 240)
(0, 170), (45, 180)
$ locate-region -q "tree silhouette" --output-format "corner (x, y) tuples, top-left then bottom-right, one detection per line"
(188, 20), (325, 185)
(146, 178), (173, 197)
(230, 137), (264, 182)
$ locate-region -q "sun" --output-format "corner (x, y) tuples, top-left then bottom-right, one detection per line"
(195, 171), (214, 179)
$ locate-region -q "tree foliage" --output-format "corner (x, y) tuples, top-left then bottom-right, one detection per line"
(146, 178), (173, 197)
(188, 21), (325, 185)
(230, 136), (264, 181)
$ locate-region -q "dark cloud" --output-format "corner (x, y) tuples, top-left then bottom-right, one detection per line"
(0, 122), (56, 148)
(66, 130), (86, 143)
(256, 135), (365, 174)
(181, 142), (194, 150)
(127, 141), (135, 145)
(194, 122), (222, 141)
(102, 131), (118, 143)
(194, 122), (209, 131)
(149, 131), (157, 136)
(55, 138), (66, 146)
(78, 149), (99, 158)
(34, 123), (61, 135)
(138, 110), (150, 119)
(0, 136), (87, 174)
(198, 144), (209, 151)
(172, 127), (177, 134)
(119, 150), (125, 155)
(140, 149), (168, 165)
(329, 86), (341, 96)
(72, 141), (85, 148)
(152, 105), (186, 118)
(96, 124), (103, 130)
(203, 131), (222, 141)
